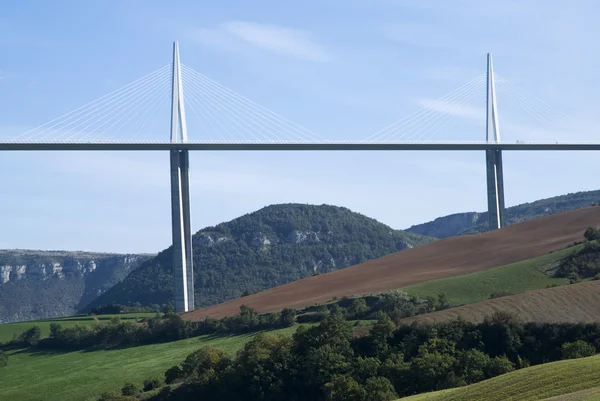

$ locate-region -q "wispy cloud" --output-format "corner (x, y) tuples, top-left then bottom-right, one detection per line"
(192, 21), (332, 63)
(415, 99), (483, 120)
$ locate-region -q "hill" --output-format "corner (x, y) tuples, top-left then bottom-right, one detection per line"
(0, 250), (151, 323)
(407, 189), (600, 238)
(401, 244), (575, 306)
(401, 280), (600, 325)
(398, 354), (600, 401)
(84, 204), (432, 312)
(183, 207), (600, 321)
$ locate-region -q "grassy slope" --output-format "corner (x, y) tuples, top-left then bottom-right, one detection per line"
(400, 245), (577, 306)
(543, 387), (600, 400)
(0, 313), (157, 343)
(0, 326), (300, 401)
(398, 354), (600, 401)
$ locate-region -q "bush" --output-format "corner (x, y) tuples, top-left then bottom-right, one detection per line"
(19, 326), (41, 346)
(584, 227), (600, 241)
(164, 365), (183, 384)
(143, 377), (162, 392)
(121, 382), (140, 396)
(561, 340), (596, 360)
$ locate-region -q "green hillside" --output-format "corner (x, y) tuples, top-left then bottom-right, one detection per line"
(401, 244), (577, 306)
(406, 190), (600, 238)
(398, 354), (600, 401)
(85, 203), (433, 312)
(0, 326), (299, 401)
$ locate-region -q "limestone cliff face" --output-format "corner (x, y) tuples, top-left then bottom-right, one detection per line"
(0, 250), (152, 324)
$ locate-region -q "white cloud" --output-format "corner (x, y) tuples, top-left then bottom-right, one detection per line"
(192, 21), (332, 63)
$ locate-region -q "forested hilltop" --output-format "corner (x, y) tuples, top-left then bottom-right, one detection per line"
(85, 204), (433, 312)
(407, 189), (600, 238)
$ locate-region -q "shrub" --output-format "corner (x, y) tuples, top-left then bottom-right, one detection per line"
(143, 377), (162, 392)
(121, 382), (140, 396)
(19, 326), (42, 346)
(584, 227), (600, 241)
(164, 365), (183, 384)
(561, 340), (596, 360)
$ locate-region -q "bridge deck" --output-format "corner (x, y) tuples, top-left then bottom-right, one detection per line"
(1, 141), (600, 151)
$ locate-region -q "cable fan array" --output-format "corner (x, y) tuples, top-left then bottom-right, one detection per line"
(363, 73), (487, 142)
(180, 64), (324, 143)
(493, 73), (577, 137)
(11, 64), (173, 143)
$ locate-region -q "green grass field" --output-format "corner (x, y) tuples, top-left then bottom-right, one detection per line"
(0, 313), (157, 343)
(401, 245), (578, 306)
(398, 354), (600, 401)
(0, 325), (300, 401)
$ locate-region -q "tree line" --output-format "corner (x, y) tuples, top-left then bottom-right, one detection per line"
(97, 311), (599, 401)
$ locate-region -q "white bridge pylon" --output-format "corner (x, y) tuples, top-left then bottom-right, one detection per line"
(169, 41), (194, 313)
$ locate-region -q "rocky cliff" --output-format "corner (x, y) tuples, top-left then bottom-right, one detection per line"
(0, 250), (152, 323)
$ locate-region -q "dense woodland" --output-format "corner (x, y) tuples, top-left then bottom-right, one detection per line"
(93, 312), (600, 401)
(85, 204), (432, 312)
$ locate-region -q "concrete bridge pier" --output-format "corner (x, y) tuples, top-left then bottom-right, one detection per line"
(170, 41), (194, 313)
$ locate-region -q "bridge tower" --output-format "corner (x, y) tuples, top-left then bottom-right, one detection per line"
(485, 53), (505, 230)
(169, 41), (195, 312)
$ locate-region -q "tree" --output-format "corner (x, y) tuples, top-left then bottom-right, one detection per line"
(348, 298), (368, 317)
(19, 326), (41, 346)
(121, 382), (140, 396)
(364, 376), (398, 401)
(584, 227), (600, 241)
(163, 302), (175, 316)
(143, 377), (162, 392)
(280, 308), (296, 327)
(181, 347), (231, 385)
(370, 311), (395, 345)
(164, 365), (183, 384)
(561, 340), (596, 360)
(323, 375), (366, 401)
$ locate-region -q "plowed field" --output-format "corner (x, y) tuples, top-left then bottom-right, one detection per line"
(183, 207), (600, 321)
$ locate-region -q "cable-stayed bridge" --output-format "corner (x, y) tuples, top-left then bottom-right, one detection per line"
(2, 42), (592, 312)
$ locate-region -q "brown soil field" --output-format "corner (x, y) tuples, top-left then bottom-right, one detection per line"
(400, 280), (600, 325)
(183, 207), (600, 322)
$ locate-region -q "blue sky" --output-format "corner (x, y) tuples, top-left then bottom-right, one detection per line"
(1, 0), (600, 253)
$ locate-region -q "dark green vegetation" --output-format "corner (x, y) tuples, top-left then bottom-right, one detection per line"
(10, 288), (450, 352)
(93, 312), (600, 401)
(0, 250), (152, 323)
(86, 204), (432, 312)
(407, 189), (600, 238)
(555, 233), (600, 282)
(0, 313), (156, 343)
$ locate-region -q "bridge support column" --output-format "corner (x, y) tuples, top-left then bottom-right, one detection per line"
(486, 149), (505, 230)
(169, 41), (194, 313)
(170, 150), (194, 312)
(485, 53), (505, 230)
